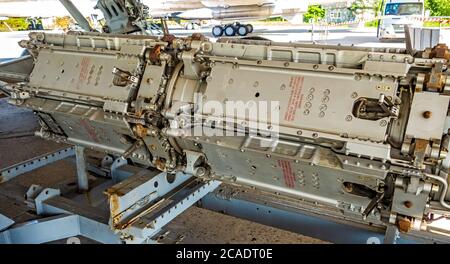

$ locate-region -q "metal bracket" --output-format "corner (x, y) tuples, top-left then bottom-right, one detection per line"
(111, 157), (129, 182)
(0, 214), (14, 232)
(184, 150), (205, 175)
(26, 185), (62, 215)
(105, 170), (192, 230)
(120, 179), (221, 243)
(0, 214), (121, 244)
(1, 147), (75, 184)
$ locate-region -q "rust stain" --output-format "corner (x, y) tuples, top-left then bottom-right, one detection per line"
(154, 158), (166, 171)
(105, 187), (125, 197)
(109, 194), (121, 227)
(397, 217), (413, 233)
(133, 124), (148, 138)
(149, 45), (161, 64)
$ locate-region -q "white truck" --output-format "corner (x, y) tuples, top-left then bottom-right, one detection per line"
(377, 0), (425, 40)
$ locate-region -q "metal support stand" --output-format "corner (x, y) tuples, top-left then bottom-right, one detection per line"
(1, 147), (450, 244)
(75, 146), (89, 192)
(384, 225), (400, 244)
(0, 147), (75, 183)
(0, 214), (14, 232)
(0, 146), (221, 244)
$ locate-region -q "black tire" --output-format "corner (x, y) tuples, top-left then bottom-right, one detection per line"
(224, 25), (236, 36)
(212, 25), (224, 37)
(246, 24), (253, 34)
(237, 25), (248, 36)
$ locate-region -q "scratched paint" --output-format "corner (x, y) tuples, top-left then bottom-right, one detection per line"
(284, 76), (304, 122)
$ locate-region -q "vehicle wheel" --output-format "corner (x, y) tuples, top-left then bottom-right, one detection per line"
(237, 25), (248, 36)
(246, 24), (253, 34)
(224, 25), (236, 36)
(212, 25), (224, 37)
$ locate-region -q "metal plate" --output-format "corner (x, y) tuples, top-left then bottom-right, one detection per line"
(204, 63), (397, 141)
(29, 49), (141, 102)
(405, 92), (450, 140)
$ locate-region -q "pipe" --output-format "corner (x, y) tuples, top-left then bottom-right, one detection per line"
(425, 173), (450, 209)
(58, 0), (93, 32)
(75, 146), (89, 192)
(0, 81), (10, 97)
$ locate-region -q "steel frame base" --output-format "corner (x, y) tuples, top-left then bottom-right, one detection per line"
(1, 146), (450, 244)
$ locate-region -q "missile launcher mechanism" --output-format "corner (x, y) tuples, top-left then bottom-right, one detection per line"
(3, 31), (450, 235)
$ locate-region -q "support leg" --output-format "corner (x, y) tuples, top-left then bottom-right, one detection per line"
(384, 225), (400, 244)
(75, 146), (89, 192)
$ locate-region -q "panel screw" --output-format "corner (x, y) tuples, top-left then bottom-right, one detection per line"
(423, 111), (432, 119)
(404, 201), (413, 208)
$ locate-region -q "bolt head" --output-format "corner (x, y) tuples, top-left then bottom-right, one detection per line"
(423, 111), (432, 119)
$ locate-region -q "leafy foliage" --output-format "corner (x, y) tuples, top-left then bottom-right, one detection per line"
(0, 17), (29, 32)
(304, 5), (325, 23)
(349, 0), (374, 15)
(54, 16), (73, 29)
(425, 0), (450, 16)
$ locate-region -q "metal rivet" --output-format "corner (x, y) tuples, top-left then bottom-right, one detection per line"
(423, 111), (432, 119)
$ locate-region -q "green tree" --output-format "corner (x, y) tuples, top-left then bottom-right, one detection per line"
(304, 5), (325, 23)
(349, 0), (376, 16)
(0, 17), (29, 32)
(425, 0), (450, 16)
(373, 0), (383, 14)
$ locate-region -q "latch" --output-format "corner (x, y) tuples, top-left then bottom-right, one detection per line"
(352, 94), (399, 121)
(112, 67), (140, 87)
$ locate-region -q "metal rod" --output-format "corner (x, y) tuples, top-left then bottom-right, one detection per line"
(425, 173), (450, 209)
(384, 225), (399, 244)
(0, 81), (9, 97)
(75, 146), (89, 192)
(58, 0), (93, 32)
